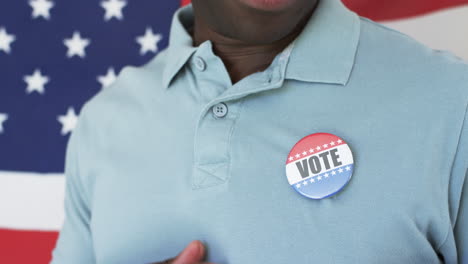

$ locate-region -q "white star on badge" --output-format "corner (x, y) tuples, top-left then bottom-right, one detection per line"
(308, 148), (314, 153)
(64, 31), (91, 58)
(136, 27), (162, 55)
(324, 173), (329, 178)
(0, 27), (15, 54)
(296, 184), (301, 188)
(316, 146), (321, 151)
(331, 171), (336, 175)
(289, 156), (294, 161)
(295, 153), (300, 158)
(330, 141), (335, 146)
(24, 69), (49, 94)
(101, 0), (127, 21)
(338, 168), (344, 173)
(310, 178), (315, 183)
(57, 107), (78, 135)
(0, 113), (8, 134)
(318, 176), (322, 180)
(323, 144), (328, 148)
(346, 166), (351, 171)
(337, 139), (343, 144)
(97, 67), (117, 88)
(302, 151), (307, 156)
(303, 181), (308, 186)
(29, 0), (54, 20)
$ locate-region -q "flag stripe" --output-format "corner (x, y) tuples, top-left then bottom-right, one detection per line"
(0, 171), (64, 231)
(342, 0), (468, 21)
(0, 228), (58, 264)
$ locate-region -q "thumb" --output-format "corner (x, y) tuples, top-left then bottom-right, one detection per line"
(172, 240), (206, 264)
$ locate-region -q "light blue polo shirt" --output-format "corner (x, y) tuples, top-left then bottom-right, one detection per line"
(51, 0), (468, 263)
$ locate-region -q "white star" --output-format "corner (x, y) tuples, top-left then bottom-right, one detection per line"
(302, 151), (307, 156)
(337, 139), (343, 144)
(308, 148), (314, 153)
(0, 113), (8, 134)
(316, 146), (321, 151)
(323, 144), (328, 148)
(136, 27), (162, 55)
(64, 31), (91, 58)
(101, 0), (127, 21)
(57, 107), (78, 135)
(310, 178), (315, 183)
(296, 184), (301, 188)
(289, 156), (294, 161)
(318, 176), (322, 180)
(97, 67), (117, 88)
(330, 141), (335, 146)
(331, 170), (336, 175)
(338, 168), (344, 173)
(324, 173), (329, 178)
(295, 153), (300, 158)
(303, 181), (308, 186)
(24, 69), (49, 94)
(29, 0), (54, 20)
(346, 166), (351, 171)
(0, 27), (15, 54)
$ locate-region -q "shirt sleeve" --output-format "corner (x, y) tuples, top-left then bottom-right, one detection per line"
(50, 107), (95, 264)
(439, 105), (468, 263)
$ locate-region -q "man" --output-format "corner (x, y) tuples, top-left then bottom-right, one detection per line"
(51, 0), (467, 263)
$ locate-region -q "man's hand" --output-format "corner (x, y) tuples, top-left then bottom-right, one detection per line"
(151, 240), (215, 264)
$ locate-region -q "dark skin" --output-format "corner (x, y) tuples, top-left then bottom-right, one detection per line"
(152, 0), (318, 263)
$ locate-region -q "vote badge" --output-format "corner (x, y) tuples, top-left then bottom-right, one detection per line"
(285, 133), (354, 199)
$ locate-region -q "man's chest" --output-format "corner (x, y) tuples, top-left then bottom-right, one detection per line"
(86, 89), (451, 263)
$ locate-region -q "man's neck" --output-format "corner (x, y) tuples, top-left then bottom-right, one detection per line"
(191, 8), (315, 85)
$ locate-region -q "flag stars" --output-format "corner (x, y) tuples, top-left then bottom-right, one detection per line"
(0, 113), (8, 134)
(296, 184), (301, 188)
(310, 178), (315, 183)
(24, 69), (49, 94)
(29, 0), (54, 20)
(64, 31), (91, 58)
(303, 181), (308, 186)
(289, 156), (294, 161)
(316, 146), (321, 151)
(337, 139), (343, 144)
(295, 153), (300, 158)
(345, 166), (351, 171)
(318, 176), (322, 180)
(330, 141), (335, 146)
(302, 151), (307, 156)
(0, 27), (15, 54)
(101, 0), (127, 21)
(57, 107), (78, 135)
(308, 148), (314, 153)
(136, 27), (162, 55)
(323, 144), (328, 148)
(324, 173), (329, 178)
(97, 67), (117, 88)
(338, 168), (344, 173)
(331, 170), (336, 175)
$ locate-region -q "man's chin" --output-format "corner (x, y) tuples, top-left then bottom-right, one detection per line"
(237, 0), (298, 12)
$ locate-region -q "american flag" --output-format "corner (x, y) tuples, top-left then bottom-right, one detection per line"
(0, 0), (467, 263)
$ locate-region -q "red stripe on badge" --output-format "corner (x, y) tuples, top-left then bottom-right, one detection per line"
(0, 228), (59, 264)
(181, 0), (468, 21)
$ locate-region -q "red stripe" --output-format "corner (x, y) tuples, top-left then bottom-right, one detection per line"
(343, 0), (468, 21)
(0, 228), (59, 264)
(181, 0), (468, 21)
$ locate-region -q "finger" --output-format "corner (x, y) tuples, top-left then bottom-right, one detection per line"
(172, 240), (206, 264)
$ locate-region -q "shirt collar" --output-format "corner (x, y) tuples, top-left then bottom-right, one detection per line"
(162, 0), (361, 89)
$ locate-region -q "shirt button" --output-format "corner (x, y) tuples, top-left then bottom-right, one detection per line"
(212, 103), (228, 118)
(194, 56), (206, 71)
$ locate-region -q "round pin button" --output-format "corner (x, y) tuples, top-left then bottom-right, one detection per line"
(285, 133), (354, 199)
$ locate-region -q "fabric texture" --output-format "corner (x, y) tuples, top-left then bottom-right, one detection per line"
(51, 0), (468, 263)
